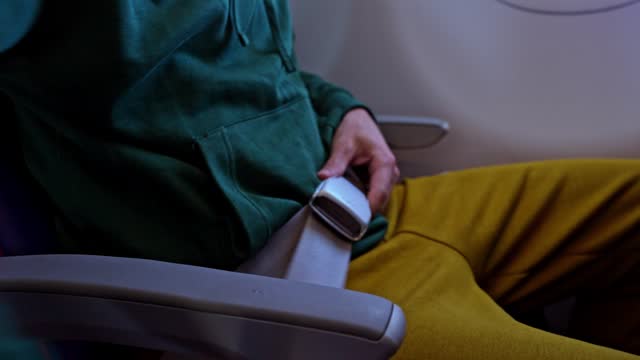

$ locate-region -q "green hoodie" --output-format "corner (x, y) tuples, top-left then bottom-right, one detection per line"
(0, 0), (387, 269)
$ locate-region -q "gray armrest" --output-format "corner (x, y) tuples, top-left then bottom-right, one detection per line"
(0, 255), (405, 359)
(378, 115), (449, 150)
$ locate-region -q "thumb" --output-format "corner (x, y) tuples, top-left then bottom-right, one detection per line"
(318, 143), (354, 179)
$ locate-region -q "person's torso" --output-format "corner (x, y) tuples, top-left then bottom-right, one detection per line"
(0, 0), (328, 268)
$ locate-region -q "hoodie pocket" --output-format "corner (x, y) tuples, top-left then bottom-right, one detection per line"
(195, 97), (325, 254)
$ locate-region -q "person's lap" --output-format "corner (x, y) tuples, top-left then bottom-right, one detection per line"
(347, 159), (640, 359)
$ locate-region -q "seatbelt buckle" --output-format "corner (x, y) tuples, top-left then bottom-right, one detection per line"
(309, 177), (372, 242)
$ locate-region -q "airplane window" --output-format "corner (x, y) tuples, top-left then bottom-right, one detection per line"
(497, 0), (640, 14)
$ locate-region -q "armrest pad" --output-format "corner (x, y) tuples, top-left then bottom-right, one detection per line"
(0, 255), (405, 359)
(377, 115), (449, 150)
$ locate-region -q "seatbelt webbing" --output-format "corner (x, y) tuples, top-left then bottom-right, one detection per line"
(283, 206), (352, 288)
(236, 206), (352, 288)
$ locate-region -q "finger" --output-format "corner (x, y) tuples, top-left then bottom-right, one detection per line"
(367, 153), (396, 213)
(317, 141), (355, 179)
(393, 165), (401, 184)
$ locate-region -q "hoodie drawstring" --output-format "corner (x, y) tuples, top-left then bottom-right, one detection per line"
(263, 0), (296, 72)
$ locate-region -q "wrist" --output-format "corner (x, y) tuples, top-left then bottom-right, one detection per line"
(343, 107), (377, 125)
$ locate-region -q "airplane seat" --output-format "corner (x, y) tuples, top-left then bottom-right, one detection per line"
(1, 89), (453, 358)
(0, 142), (406, 359)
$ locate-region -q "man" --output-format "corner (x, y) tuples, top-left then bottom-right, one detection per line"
(1, 1), (638, 358)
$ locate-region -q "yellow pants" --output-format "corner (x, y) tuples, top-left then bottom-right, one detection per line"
(347, 159), (640, 359)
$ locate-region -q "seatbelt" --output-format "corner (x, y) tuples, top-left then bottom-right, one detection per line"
(237, 177), (371, 288)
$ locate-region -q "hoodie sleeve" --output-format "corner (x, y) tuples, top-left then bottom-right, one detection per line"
(299, 71), (375, 147)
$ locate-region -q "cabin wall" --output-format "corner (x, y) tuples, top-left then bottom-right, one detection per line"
(291, 0), (640, 175)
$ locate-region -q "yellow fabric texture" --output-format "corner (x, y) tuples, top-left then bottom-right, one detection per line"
(347, 159), (639, 359)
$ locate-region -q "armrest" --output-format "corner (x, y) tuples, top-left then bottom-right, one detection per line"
(377, 115), (449, 150)
(0, 255), (405, 359)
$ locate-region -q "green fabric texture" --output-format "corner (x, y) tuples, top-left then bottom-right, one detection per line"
(0, 0), (41, 52)
(0, 0), (386, 269)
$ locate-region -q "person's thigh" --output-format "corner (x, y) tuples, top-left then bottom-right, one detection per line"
(347, 233), (636, 359)
(348, 159), (640, 358)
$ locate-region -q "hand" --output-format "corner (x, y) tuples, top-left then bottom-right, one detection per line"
(318, 108), (400, 213)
